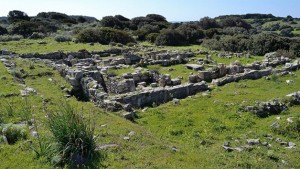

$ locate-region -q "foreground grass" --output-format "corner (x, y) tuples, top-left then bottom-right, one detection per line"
(0, 58), (192, 168)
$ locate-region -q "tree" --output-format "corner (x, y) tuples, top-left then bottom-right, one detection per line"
(77, 16), (87, 23)
(76, 27), (134, 44)
(114, 15), (130, 22)
(176, 23), (204, 44)
(133, 24), (160, 41)
(131, 17), (154, 29)
(146, 14), (167, 22)
(220, 17), (252, 29)
(36, 12), (77, 24)
(100, 16), (122, 28)
(7, 10), (30, 23)
(155, 29), (186, 46)
(199, 17), (220, 30)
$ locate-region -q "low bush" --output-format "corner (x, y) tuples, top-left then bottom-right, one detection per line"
(54, 35), (72, 42)
(0, 123), (27, 144)
(29, 32), (45, 39)
(145, 33), (159, 43)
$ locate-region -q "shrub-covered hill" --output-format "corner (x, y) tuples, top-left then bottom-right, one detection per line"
(0, 11), (300, 56)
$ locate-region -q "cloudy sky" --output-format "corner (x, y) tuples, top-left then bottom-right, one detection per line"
(1, 0), (299, 21)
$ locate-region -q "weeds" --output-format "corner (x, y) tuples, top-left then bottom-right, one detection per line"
(30, 115), (58, 164)
(48, 102), (97, 166)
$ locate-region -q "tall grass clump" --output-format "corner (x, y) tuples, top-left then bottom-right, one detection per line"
(48, 103), (97, 166)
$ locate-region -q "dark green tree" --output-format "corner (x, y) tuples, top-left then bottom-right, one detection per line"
(7, 10), (30, 23)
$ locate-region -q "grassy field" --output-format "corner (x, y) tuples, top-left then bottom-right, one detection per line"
(0, 37), (110, 54)
(1, 55), (300, 168)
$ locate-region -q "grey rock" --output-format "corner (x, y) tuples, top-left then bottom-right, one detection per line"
(270, 122), (280, 128)
(96, 144), (119, 150)
(123, 136), (130, 140)
(223, 146), (234, 152)
(246, 139), (260, 145)
(128, 131), (135, 136)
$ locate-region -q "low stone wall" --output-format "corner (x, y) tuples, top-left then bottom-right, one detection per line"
(114, 82), (208, 108)
(212, 68), (272, 86)
(19, 48), (123, 60)
(212, 60), (300, 86)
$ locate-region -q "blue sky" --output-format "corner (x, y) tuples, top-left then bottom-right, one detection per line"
(1, 0), (299, 21)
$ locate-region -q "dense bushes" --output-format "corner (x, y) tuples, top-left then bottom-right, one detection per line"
(0, 35), (23, 42)
(36, 12), (77, 24)
(155, 29), (186, 46)
(100, 16), (123, 28)
(176, 23), (204, 44)
(10, 20), (58, 37)
(220, 17), (252, 29)
(199, 17), (221, 30)
(76, 27), (134, 44)
(54, 35), (72, 42)
(202, 33), (296, 55)
(0, 26), (8, 35)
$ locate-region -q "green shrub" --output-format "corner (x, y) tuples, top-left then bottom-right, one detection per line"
(155, 29), (186, 46)
(127, 42), (136, 47)
(54, 35), (72, 42)
(0, 35), (23, 42)
(0, 26), (8, 35)
(29, 32), (45, 39)
(176, 23), (205, 44)
(48, 103), (97, 165)
(0, 123), (27, 144)
(146, 33), (159, 43)
(10, 69), (23, 79)
(76, 27), (134, 44)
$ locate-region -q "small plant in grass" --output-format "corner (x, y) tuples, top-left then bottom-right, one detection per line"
(48, 102), (97, 166)
(270, 73), (279, 82)
(29, 61), (35, 69)
(10, 69), (23, 79)
(0, 123), (27, 144)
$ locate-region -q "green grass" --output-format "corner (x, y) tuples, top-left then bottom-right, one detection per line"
(107, 66), (135, 77)
(147, 64), (197, 83)
(193, 54), (264, 65)
(2, 56), (300, 168)
(0, 58), (191, 168)
(136, 70), (300, 168)
(0, 37), (110, 54)
(292, 30), (300, 35)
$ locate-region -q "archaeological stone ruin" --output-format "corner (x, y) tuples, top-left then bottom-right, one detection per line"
(1, 48), (299, 112)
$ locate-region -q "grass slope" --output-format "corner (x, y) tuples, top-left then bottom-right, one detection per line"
(1, 57), (300, 168)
